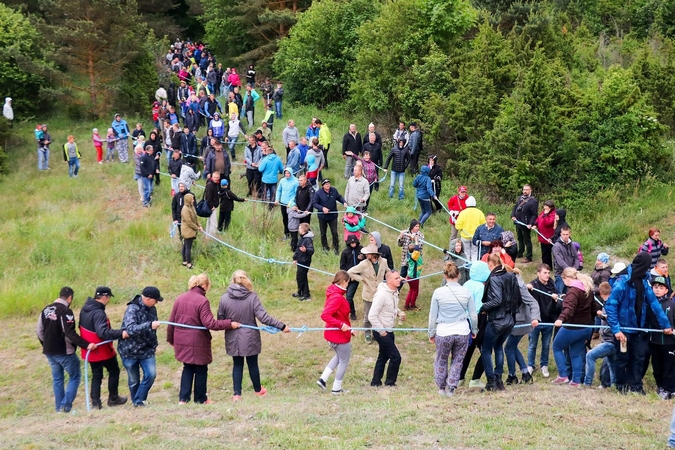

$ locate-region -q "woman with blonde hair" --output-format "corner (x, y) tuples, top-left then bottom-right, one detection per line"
(551, 267), (599, 386)
(428, 261), (478, 396)
(180, 193), (202, 269)
(217, 270), (290, 401)
(167, 273), (240, 404)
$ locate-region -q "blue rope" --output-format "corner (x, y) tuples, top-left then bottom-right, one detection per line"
(169, 222), (178, 238)
(513, 219), (551, 243)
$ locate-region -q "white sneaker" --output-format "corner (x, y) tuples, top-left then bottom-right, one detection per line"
(468, 379), (485, 389)
(527, 366), (534, 375)
(438, 389), (447, 397)
(541, 366), (550, 378)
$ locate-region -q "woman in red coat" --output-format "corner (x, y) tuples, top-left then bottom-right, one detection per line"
(167, 273), (240, 404)
(532, 200), (556, 269)
(317, 271), (354, 394)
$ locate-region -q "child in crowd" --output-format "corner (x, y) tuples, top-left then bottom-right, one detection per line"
(135, 133), (146, 152)
(584, 282), (616, 388)
(305, 154), (319, 188)
(293, 223), (314, 301)
(133, 145), (144, 202)
(287, 201), (311, 252)
(132, 123), (146, 146)
(34, 123), (43, 144)
(92, 128), (103, 164)
(609, 262), (626, 287)
(573, 242), (584, 271)
(444, 239), (468, 284)
(340, 235), (364, 320)
(152, 102), (161, 129)
(651, 259), (672, 297)
(591, 252), (611, 291)
(106, 128), (117, 162)
(404, 244), (423, 311)
(648, 276), (675, 399)
(218, 178), (245, 232)
(343, 206), (366, 244)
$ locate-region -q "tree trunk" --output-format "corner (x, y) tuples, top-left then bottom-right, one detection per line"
(88, 47), (97, 108)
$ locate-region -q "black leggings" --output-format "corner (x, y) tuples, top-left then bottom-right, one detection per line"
(460, 313), (487, 381)
(182, 238), (194, 264)
(232, 355), (261, 396)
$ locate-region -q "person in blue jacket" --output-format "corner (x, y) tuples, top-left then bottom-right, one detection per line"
(605, 252), (673, 395)
(258, 145), (284, 206)
(275, 167), (299, 239)
(111, 113), (131, 163)
(412, 165), (438, 226)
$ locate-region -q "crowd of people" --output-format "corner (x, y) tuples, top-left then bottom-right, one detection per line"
(28, 40), (675, 446)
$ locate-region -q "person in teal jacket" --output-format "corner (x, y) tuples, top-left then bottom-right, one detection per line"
(459, 260), (491, 388)
(242, 85), (260, 129)
(258, 146), (283, 206)
(605, 252), (673, 394)
(275, 167), (299, 238)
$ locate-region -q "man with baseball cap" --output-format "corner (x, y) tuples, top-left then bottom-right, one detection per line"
(348, 244), (390, 343)
(447, 186), (469, 244)
(118, 287), (163, 407)
(79, 286), (129, 409)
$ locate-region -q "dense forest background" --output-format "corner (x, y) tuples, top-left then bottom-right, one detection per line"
(1, 0), (675, 197)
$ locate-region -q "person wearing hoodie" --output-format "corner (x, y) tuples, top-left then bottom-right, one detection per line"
(118, 287), (163, 407)
(455, 196), (485, 262)
(551, 268), (598, 386)
(217, 270), (290, 400)
(167, 274), (239, 404)
(428, 262), (478, 396)
(551, 208), (569, 243)
(349, 244), (391, 343)
(428, 156), (443, 213)
(340, 235), (364, 320)
(458, 260), (491, 388)
(639, 227), (670, 269)
(605, 252), (673, 394)
(293, 223), (315, 301)
(407, 122), (422, 174)
(412, 165), (438, 226)
(258, 146), (284, 205)
(3, 97), (12, 127)
(383, 138), (410, 200)
(181, 193), (202, 269)
(369, 271), (406, 386)
(369, 231), (394, 274)
(526, 264), (560, 378)
(552, 226), (580, 294)
(111, 113), (131, 163)
(342, 207), (366, 243)
(285, 200), (310, 251)
(242, 85), (260, 129)
(504, 268), (541, 385)
(218, 178), (246, 232)
(275, 167), (299, 239)
(294, 175), (315, 226)
(591, 253), (612, 291)
(78, 287), (129, 409)
(179, 159), (201, 191)
(317, 271), (354, 395)
(209, 112), (225, 140)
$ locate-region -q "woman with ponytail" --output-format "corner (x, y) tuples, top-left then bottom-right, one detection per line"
(551, 267), (599, 386)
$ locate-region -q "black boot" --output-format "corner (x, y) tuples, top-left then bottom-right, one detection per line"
(521, 372), (533, 384)
(484, 377), (496, 392)
(107, 395), (128, 407)
(91, 399), (103, 410)
(495, 376), (506, 391)
(505, 374), (519, 385)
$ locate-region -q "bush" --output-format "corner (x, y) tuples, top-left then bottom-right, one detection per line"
(117, 49), (158, 117)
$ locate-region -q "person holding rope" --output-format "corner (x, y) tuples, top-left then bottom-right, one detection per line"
(362, 132), (381, 190)
(217, 270), (290, 401)
(552, 226), (579, 294)
(111, 113), (131, 163)
(412, 165), (438, 227)
(472, 212), (505, 260)
(167, 273), (240, 405)
(78, 287), (129, 410)
(447, 186), (469, 243)
(317, 270), (355, 395)
(397, 219), (424, 283)
(429, 261), (478, 396)
(344, 163), (370, 211)
(510, 184), (538, 263)
(526, 264), (560, 378)
(313, 179), (347, 255)
(532, 200), (556, 268)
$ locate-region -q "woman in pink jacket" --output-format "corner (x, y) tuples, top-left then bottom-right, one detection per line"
(167, 273), (240, 404)
(533, 200), (556, 269)
(317, 271), (354, 394)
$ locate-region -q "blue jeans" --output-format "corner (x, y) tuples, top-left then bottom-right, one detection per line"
(418, 198), (432, 225)
(227, 136), (237, 159)
(171, 176), (180, 194)
(669, 404), (675, 447)
(68, 157), (80, 177)
(389, 171), (405, 199)
(165, 148), (172, 165)
(552, 327), (592, 383)
(505, 334), (527, 376)
(122, 356), (157, 405)
(142, 177), (154, 206)
(584, 342), (616, 386)
(528, 325), (553, 367)
(38, 148), (50, 170)
(274, 100), (282, 119)
(46, 354), (81, 411)
(481, 322), (510, 379)
(555, 276), (566, 295)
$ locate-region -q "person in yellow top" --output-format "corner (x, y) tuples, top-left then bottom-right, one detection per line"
(227, 92), (239, 119)
(316, 119), (332, 169)
(454, 196), (485, 262)
(63, 135), (82, 178)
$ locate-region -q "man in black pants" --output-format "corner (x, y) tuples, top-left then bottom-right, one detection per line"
(294, 175), (315, 225)
(312, 179), (346, 255)
(79, 287), (129, 409)
(510, 184), (538, 263)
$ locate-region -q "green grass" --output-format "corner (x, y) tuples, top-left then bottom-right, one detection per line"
(2, 106), (675, 448)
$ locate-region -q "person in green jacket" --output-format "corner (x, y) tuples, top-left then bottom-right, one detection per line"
(316, 119), (332, 169)
(63, 135), (82, 178)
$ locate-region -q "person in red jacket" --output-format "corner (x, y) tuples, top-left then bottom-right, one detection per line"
(532, 200), (556, 268)
(317, 271), (355, 394)
(447, 186), (469, 244)
(167, 273), (240, 404)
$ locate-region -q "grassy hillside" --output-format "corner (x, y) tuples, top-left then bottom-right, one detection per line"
(1, 107), (675, 449)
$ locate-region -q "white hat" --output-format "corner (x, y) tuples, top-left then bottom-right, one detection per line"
(611, 262), (627, 274)
(465, 196), (476, 207)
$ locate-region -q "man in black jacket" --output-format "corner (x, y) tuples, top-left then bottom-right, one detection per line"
(204, 172), (221, 235)
(407, 122), (422, 174)
(342, 124), (362, 179)
(312, 179), (347, 255)
(480, 254), (523, 391)
(526, 264), (560, 377)
(37, 287), (96, 412)
(171, 181), (190, 238)
(510, 184), (539, 263)
(294, 175), (315, 226)
(79, 287), (129, 409)
(384, 138), (410, 200)
(140, 145), (156, 207)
